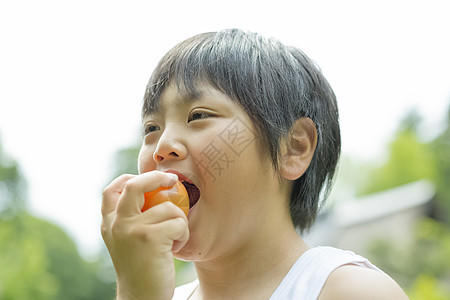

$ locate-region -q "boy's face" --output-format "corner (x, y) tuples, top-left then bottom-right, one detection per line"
(138, 83), (290, 262)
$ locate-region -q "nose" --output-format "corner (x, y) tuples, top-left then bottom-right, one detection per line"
(152, 127), (187, 164)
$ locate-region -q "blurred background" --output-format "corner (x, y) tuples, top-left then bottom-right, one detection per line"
(1, 0), (449, 299)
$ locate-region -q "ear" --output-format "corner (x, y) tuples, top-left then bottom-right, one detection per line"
(279, 118), (318, 180)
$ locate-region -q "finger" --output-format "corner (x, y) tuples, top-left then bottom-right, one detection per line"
(102, 174), (135, 217)
(116, 171), (178, 217)
(152, 216), (189, 253)
(141, 201), (188, 224)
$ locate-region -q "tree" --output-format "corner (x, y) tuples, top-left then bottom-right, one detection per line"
(357, 104), (450, 298)
(430, 104), (450, 221)
(0, 135), (115, 299)
(359, 108), (436, 195)
(369, 218), (450, 298)
(0, 138), (27, 216)
(359, 104), (450, 221)
(0, 214), (115, 300)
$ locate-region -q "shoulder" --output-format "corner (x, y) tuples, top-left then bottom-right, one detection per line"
(318, 264), (409, 300)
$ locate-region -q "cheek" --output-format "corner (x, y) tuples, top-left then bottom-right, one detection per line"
(138, 144), (156, 174)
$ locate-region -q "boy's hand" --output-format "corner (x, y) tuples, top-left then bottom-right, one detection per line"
(101, 171), (190, 300)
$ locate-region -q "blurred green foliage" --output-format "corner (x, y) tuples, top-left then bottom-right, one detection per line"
(109, 145), (140, 179)
(0, 214), (115, 300)
(0, 136), (115, 300)
(0, 141), (27, 216)
(369, 218), (450, 298)
(359, 106), (450, 297)
(408, 274), (450, 300)
(430, 106), (450, 221)
(360, 110), (436, 195)
(359, 106), (450, 221)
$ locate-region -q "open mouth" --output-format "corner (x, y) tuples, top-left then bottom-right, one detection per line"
(182, 181), (201, 209)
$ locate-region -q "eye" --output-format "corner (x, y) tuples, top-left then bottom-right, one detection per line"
(188, 111), (215, 122)
(143, 123), (160, 135)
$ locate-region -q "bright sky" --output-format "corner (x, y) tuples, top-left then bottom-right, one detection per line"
(1, 0), (449, 258)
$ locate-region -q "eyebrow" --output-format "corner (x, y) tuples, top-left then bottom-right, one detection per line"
(146, 90), (206, 117)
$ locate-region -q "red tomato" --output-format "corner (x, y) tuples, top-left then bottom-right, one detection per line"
(142, 181), (189, 217)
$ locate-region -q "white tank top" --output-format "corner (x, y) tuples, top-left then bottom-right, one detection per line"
(173, 246), (382, 299)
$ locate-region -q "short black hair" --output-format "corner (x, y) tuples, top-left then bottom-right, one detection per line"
(142, 29), (341, 232)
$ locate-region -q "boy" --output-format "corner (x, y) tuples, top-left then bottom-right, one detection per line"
(101, 29), (408, 299)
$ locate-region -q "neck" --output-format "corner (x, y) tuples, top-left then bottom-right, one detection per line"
(193, 223), (309, 300)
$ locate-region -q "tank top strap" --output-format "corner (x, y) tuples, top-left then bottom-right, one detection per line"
(269, 246), (382, 299)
